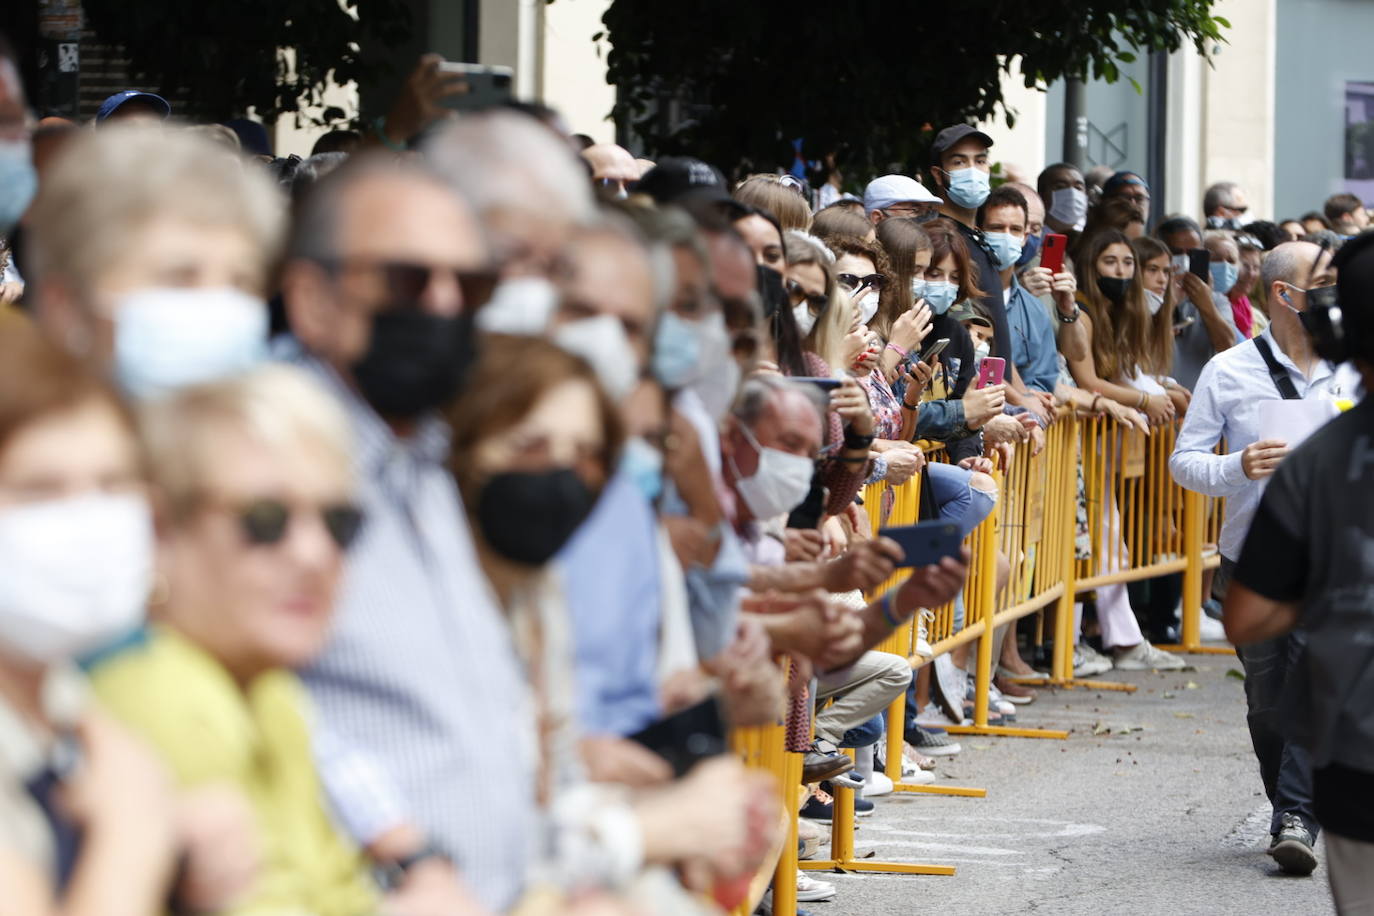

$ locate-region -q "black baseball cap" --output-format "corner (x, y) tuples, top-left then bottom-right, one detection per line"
(930, 124), (994, 167)
(634, 156), (731, 204)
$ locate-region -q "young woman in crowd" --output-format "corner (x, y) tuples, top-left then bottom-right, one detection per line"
(734, 174), (811, 233)
(1130, 235), (1192, 416)
(0, 324), (179, 915)
(448, 334), (777, 909)
(812, 205), (876, 246)
(90, 367), (483, 914)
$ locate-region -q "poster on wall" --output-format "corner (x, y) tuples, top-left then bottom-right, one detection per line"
(1347, 82), (1374, 205)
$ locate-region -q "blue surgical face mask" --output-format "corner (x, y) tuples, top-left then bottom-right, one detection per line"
(984, 232), (1023, 271)
(113, 287), (268, 400)
(620, 436), (664, 504)
(944, 167), (990, 210)
(652, 310), (703, 389)
(1015, 232), (1042, 269)
(1209, 260), (1239, 296)
(910, 277), (927, 302)
(923, 281), (959, 315)
(0, 140), (38, 235)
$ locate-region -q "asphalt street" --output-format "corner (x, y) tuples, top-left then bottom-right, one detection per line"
(803, 650), (1335, 915)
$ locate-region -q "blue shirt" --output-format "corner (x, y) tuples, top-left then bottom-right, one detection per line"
(558, 471), (663, 737)
(290, 354), (536, 912)
(1003, 279), (1060, 394)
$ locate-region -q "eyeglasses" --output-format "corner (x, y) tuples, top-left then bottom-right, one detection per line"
(837, 273), (886, 293)
(786, 279), (828, 313)
(229, 499), (365, 550)
(322, 258), (499, 309)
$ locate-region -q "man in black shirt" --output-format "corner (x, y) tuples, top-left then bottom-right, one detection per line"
(1226, 232), (1374, 909)
(928, 125), (1050, 426)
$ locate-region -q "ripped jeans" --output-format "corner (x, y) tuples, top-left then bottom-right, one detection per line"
(925, 462), (998, 631)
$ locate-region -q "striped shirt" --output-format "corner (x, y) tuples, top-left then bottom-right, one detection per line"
(291, 353), (537, 911)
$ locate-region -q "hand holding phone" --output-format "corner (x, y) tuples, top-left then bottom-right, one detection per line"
(437, 62), (515, 111)
(1040, 233), (1068, 274)
(1187, 248), (1211, 282)
(920, 337), (951, 365)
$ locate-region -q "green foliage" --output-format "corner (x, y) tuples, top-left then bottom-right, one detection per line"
(599, 0), (1228, 177)
(81, 0), (413, 127)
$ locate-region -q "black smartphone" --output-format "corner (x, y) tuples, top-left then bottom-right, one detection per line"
(880, 520), (963, 569)
(919, 337), (951, 364)
(1187, 248), (1211, 281)
(791, 376), (843, 391)
(627, 696), (728, 777)
(437, 62), (515, 111)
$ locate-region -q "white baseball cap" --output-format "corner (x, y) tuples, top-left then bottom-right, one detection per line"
(863, 175), (941, 213)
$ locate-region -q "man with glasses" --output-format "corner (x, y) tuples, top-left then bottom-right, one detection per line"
(1101, 171), (1153, 226)
(1204, 180), (1250, 230)
(581, 141), (641, 200)
(862, 174), (941, 226)
(1170, 241), (1347, 877)
(279, 154), (532, 910)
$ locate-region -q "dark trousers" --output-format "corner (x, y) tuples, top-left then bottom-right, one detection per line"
(1221, 558), (1319, 837)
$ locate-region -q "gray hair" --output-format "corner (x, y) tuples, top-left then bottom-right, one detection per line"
(731, 375), (826, 429)
(1203, 181), (1242, 216)
(1262, 241), (1322, 290)
(784, 229), (835, 267)
(423, 111), (595, 225)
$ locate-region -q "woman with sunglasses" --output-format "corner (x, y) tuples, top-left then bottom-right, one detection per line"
(89, 366), (478, 914)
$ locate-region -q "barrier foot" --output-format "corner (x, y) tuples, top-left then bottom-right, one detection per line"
(799, 859), (957, 876)
(891, 782), (987, 798)
(943, 723), (1070, 740)
(1017, 675), (1139, 693)
(1155, 643), (1237, 657)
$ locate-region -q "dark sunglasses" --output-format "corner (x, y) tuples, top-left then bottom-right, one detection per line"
(323, 258), (499, 309)
(235, 499), (366, 550)
(837, 273), (886, 293)
(786, 279), (828, 313)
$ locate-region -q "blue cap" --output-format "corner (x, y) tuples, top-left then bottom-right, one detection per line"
(95, 90), (171, 123)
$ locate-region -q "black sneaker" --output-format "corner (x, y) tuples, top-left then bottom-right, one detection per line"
(1268, 813), (1317, 876)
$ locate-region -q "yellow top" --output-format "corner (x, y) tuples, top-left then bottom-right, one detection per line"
(90, 626), (377, 916)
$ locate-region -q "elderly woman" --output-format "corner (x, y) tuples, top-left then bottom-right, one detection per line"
(89, 366), (477, 915)
(0, 323), (178, 914)
(448, 334), (776, 909)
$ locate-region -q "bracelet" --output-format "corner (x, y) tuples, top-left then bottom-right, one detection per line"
(1056, 304), (1080, 324)
(843, 430), (875, 450)
(879, 592), (902, 629)
(886, 342), (909, 359)
(902, 399), (920, 410)
(1090, 394), (1102, 412)
(1137, 391), (1148, 409)
(836, 455), (868, 465)
(372, 116), (407, 151)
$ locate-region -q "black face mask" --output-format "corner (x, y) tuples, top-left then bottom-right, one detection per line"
(476, 468), (598, 565)
(757, 264), (787, 320)
(352, 308), (474, 419)
(1096, 276), (1131, 305)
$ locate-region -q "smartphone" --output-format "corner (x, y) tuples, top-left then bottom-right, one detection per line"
(880, 520), (964, 569)
(976, 356), (1006, 389)
(627, 696), (728, 777)
(791, 376), (843, 391)
(1040, 233), (1068, 274)
(920, 337), (951, 364)
(1187, 248), (1211, 281)
(437, 62), (515, 111)
(786, 475), (827, 530)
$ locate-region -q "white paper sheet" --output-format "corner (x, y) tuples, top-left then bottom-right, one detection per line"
(1258, 397), (1338, 448)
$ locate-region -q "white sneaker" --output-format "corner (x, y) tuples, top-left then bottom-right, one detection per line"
(1073, 644), (1113, 677)
(865, 770), (895, 796)
(1112, 641), (1186, 671)
(796, 870), (837, 902)
(915, 702), (968, 728)
(987, 682), (1017, 716)
(1198, 613), (1227, 642)
(914, 609), (935, 660)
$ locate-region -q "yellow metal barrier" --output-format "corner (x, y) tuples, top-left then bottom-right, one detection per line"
(729, 408), (1231, 916)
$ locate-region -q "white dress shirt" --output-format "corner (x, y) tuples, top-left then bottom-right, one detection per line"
(1169, 327), (1349, 561)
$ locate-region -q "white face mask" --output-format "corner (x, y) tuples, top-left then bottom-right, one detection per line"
(856, 290), (881, 325)
(1145, 288), (1166, 316)
(477, 276), (559, 335)
(113, 287), (268, 400)
(793, 303), (818, 337)
(729, 422), (815, 521)
(552, 314), (641, 402)
(973, 341), (990, 364)
(1049, 187), (1088, 231)
(688, 313), (740, 421)
(0, 493), (153, 664)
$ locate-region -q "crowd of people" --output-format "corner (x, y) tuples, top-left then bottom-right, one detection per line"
(3, 39), (1374, 915)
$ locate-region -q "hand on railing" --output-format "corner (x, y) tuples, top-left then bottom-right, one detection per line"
(958, 455), (994, 475)
(713, 619), (786, 727)
(881, 445), (923, 485)
(740, 590), (865, 671)
(1141, 392), (1176, 427)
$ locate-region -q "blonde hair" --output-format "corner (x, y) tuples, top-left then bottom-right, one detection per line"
(783, 230), (850, 369)
(27, 125), (284, 302)
(140, 365), (353, 520)
(735, 175), (812, 232)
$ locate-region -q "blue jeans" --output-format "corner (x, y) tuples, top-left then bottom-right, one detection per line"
(1237, 631), (1318, 837)
(925, 462), (997, 539)
(840, 714), (885, 749)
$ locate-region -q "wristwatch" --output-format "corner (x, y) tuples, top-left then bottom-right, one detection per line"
(843, 430), (876, 451)
(376, 842), (453, 891)
(1056, 303), (1080, 324)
